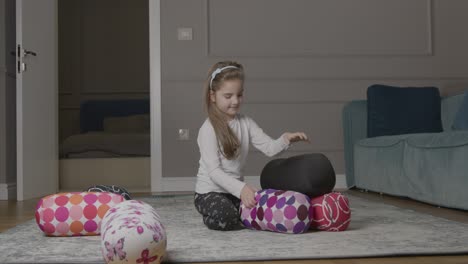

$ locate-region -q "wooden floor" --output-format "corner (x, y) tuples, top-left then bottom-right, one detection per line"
(1, 189), (467, 264)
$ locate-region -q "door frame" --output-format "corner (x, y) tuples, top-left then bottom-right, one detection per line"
(149, 0), (163, 193)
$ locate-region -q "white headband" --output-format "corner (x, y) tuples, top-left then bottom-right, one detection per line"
(209, 66), (238, 89)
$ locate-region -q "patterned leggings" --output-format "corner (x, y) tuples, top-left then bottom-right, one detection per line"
(194, 192), (244, 231)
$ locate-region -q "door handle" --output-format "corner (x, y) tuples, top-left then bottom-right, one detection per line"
(15, 45), (38, 57)
(24, 49), (37, 56)
(15, 45), (37, 73)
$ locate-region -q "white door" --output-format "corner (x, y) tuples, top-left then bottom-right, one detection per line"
(16, 0), (58, 201)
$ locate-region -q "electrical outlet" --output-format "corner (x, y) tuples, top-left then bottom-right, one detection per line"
(178, 129), (190, 140)
(177, 27), (193, 40)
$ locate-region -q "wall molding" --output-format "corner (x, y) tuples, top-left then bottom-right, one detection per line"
(250, 149), (344, 153)
(164, 76), (468, 83)
(205, 0), (433, 57)
(59, 102), (347, 109)
(204, 0), (211, 57)
(241, 101), (347, 105)
(161, 174), (347, 192)
(0, 182), (17, 200)
(59, 106), (80, 110)
(81, 90), (149, 95)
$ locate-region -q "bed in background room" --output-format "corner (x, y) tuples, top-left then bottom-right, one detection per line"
(59, 99), (151, 192)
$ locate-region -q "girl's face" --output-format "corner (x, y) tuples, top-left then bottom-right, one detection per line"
(210, 79), (244, 120)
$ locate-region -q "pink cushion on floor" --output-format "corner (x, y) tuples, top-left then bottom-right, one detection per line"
(240, 189), (312, 234)
(309, 192), (351, 231)
(35, 192), (125, 236)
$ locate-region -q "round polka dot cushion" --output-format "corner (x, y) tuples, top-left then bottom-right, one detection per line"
(309, 192), (351, 231)
(35, 192), (125, 236)
(101, 200), (166, 264)
(240, 189), (312, 234)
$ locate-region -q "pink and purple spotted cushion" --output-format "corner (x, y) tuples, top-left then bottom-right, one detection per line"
(35, 192), (125, 236)
(240, 189), (312, 234)
(309, 192), (351, 231)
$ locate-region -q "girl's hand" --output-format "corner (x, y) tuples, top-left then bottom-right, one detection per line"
(240, 184), (259, 209)
(283, 132), (309, 143)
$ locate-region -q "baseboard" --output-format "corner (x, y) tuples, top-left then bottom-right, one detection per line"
(334, 173), (348, 191)
(162, 174), (347, 192)
(0, 182), (17, 200)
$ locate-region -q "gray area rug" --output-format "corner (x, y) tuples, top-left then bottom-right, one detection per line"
(1, 194), (468, 263)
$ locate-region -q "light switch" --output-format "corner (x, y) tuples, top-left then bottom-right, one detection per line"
(177, 27), (193, 41)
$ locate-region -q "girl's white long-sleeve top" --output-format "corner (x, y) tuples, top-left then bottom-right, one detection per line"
(195, 114), (290, 198)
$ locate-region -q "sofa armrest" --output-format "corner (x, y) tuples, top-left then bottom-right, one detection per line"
(342, 100), (367, 188)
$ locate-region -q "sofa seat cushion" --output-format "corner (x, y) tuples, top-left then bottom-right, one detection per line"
(403, 133), (468, 210)
(354, 135), (408, 196)
(356, 134), (412, 148)
(406, 131), (468, 148)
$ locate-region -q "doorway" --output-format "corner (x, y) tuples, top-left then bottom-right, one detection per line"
(57, 0), (151, 193)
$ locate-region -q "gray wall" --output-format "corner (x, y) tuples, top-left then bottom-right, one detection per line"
(2, 1), (468, 191)
(160, 0), (468, 179)
(0, 0), (16, 196)
(59, 0), (149, 142)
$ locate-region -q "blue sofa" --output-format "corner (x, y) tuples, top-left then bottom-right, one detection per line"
(343, 93), (468, 210)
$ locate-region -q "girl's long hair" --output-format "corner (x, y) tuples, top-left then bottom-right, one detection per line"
(203, 61), (244, 160)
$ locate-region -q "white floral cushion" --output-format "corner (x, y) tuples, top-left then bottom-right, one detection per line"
(101, 200), (166, 264)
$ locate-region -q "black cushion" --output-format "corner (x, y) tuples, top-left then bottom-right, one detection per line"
(367, 84), (443, 138)
(260, 153), (336, 198)
(85, 184), (132, 200)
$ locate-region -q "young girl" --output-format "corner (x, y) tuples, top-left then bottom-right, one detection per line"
(194, 61), (309, 231)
